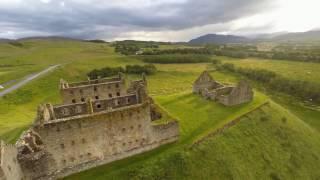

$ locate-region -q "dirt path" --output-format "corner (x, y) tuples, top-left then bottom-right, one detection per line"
(0, 64), (60, 97)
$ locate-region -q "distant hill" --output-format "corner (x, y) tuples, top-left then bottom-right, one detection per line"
(17, 36), (82, 41)
(189, 34), (249, 44)
(189, 30), (320, 44)
(270, 30), (320, 42)
(0, 38), (13, 43)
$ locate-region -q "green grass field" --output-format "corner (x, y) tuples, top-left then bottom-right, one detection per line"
(215, 56), (320, 133)
(217, 56), (320, 84)
(0, 40), (319, 179)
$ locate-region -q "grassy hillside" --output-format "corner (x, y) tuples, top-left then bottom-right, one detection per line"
(67, 101), (320, 180)
(215, 56), (320, 132)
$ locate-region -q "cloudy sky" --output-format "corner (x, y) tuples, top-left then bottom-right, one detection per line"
(0, 0), (320, 41)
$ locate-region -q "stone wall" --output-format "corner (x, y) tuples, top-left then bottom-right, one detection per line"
(60, 75), (127, 104)
(193, 71), (223, 94)
(0, 141), (23, 180)
(68, 77), (122, 88)
(218, 81), (253, 106)
(0, 75), (180, 180)
(52, 94), (138, 119)
(151, 121), (179, 143)
(36, 103), (153, 176)
(193, 71), (254, 106)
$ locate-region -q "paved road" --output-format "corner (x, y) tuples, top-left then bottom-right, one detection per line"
(0, 64), (60, 97)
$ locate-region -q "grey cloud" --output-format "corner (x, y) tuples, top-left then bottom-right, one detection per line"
(0, 0), (274, 40)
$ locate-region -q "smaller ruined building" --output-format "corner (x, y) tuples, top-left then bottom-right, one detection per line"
(193, 71), (254, 106)
(0, 73), (179, 180)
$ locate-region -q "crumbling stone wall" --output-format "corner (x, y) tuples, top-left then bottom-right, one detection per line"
(0, 75), (179, 180)
(151, 121), (179, 143)
(60, 74), (127, 104)
(218, 80), (253, 106)
(0, 142), (23, 180)
(31, 103), (153, 178)
(193, 71), (223, 94)
(193, 71), (253, 106)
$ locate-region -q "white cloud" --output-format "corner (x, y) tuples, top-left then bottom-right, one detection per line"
(0, 0), (319, 41)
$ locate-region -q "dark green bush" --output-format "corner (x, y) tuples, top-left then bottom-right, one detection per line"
(87, 64), (157, 79)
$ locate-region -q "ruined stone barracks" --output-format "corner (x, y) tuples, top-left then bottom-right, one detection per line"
(0, 73), (179, 180)
(193, 71), (254, 106)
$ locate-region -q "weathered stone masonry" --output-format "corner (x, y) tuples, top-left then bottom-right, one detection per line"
(193, 71), (254, 106)
(0, 74), (179, 180)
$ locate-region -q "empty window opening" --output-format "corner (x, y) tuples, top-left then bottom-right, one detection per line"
(60, 144), (65, 149)
(87, 152), (92, 156)
(72, 99), (76, 103)
(81, 98), (85, 102)
(122, 128), (126, 132)
(70, 90), (74, 95)
(130, 126), (134, 130)
(71, 141), (75, 146)
(122, 142), (126, 146)
(95, 96), (99, 100)
(62, 159), (66, 164)
(127, 98), (131, 104)
(79, 89), (83, 94)
(116, 92), (120, 96)
(96, 104), (102, 109)
(109, 94), (112, 98)
(94, 86), (97, 91)
(115, 83), (119, 88)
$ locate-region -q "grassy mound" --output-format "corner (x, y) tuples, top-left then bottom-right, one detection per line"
(66, 101), (320, 180)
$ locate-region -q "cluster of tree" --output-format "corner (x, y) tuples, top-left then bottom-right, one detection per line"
(112, 40), (160, 55)
(114, 44), (140, 55)
(87, 64), (157, 79)
(214, 50), (249, 59)
(87, 67), (125, 79)
(8, 41), (24, 47)
(217, 63), (320, 103)
(85, 39), (107, 43)
(141, 48), (212, 55)
(125, 64), (157, 75)
(139, 54), (212, 64)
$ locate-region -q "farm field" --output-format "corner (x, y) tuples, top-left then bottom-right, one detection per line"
(217, 56), (320, 84)
(0, 40), (319, 180)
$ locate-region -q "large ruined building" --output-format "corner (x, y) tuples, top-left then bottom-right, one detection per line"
(193, 71), (254, 106)
(0, 73), (179, 180)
